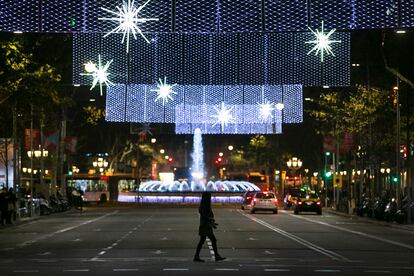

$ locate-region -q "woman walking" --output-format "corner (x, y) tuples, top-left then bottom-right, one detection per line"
(194, 191), (226, 262)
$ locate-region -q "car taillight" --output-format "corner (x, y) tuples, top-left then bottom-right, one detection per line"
(253, 198), (257, 205)
(273, 198), (278, 205)
(316, 201), (321, 205)
(297, 201), (302, 205)
(247, 196), (251, 200)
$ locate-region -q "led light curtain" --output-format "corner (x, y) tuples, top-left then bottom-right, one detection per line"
(1, 0), (412, 32)
(73, 32), (350, 87)
(106, 84), (302, 134)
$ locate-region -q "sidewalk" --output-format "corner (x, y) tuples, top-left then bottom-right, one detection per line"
(323, 207), (414, 232)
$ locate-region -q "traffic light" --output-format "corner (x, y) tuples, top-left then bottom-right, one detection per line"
(325, 152), (331, 157)
(324, 171), (332, 179)
(68, 170), (73, 176)
(168, 157), (173, 164)
(391, 175), (399, 184)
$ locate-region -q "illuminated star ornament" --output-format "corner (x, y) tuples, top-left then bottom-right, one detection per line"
(151, 77), (177, 105)
(305, 21), (341, 62)
(257, 99), (274, 122)
(211, 102), (235, 131)
(80, 54), (113, 96)
(99, 0), (159, 53)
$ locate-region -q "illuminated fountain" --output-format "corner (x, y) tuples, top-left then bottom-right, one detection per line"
(118, 128), (260, 203)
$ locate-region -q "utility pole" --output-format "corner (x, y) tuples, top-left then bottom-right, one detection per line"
(395, 81), (401, 203)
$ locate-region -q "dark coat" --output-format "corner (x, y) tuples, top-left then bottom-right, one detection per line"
(198, 206), (215, 236)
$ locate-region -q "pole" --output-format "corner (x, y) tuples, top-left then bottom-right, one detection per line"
(30, 104), (34, 216)
(40, 114), (45, 188)
(396, 80), (400, 202)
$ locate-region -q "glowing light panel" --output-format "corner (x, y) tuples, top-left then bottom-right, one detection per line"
(305, 21), (341, 62)
(258, 99), (275, 122)
(80, 54), (113, 96)
(151, 76), (177, 105)
(211, 102), (235, 131)
(99, 0), (158, 53)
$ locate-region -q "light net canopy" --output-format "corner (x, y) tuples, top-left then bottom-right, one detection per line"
(1, 0), (412, 33)
(106, 84), (302, 134)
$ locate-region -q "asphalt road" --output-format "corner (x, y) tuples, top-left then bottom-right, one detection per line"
(1, 205), (414, 275)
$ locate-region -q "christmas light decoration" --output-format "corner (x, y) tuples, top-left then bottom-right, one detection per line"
(151, 76), (177, 106)
(305, 21), (341, 62)
(99, 0), (158, 53)
(211, 102), (235, 131)
(106, 83), (303, 129)
(1, 1), (412, 33)
(80, 54), (113, 96)
(257, 99), (274, 123)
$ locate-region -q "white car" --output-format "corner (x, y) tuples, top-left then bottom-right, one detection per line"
(245, 192), (278, 214)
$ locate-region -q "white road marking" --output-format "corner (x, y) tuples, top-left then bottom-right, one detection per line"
(63, 269), (90, 272)
(248, 237), (257, 240)
(238, 210), (350, 262)
(99, 251), (106, 255)
(264, 250), (276, 255)
(113, 268), (139, 272)
(215, 268), (239, 271)
(163, 268), (189, 271)
(206, 238), (215, 259)
(152, 250), (166, 254)
(161, 237), (168, 240)
(291, 214), (414, 250)
(314, 270), (341, 272)
(72, 238), (82, 242)
(38, 252), (51, 256)
(16, 211), (118, 249)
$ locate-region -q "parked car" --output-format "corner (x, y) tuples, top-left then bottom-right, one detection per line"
(241, 191), (258, 210)
(294, 191), (322, 215)
(245, 191), (278, 214)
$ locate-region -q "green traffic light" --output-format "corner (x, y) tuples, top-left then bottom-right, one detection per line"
(325, 152), (331, 156)
(325, 171), (332, 178)
(68, 171), (73, 176)
(392, 176), (398, 183)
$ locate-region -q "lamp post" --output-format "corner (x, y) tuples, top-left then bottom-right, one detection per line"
(286, 157), (302, 187)
(27, 146), (48, 203)
(92, 157), (109, 174)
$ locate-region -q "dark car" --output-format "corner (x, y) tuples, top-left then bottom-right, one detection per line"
(283, 188), (301, 210)
(294, 191), (322, 215)
(241, 191), (258, 210)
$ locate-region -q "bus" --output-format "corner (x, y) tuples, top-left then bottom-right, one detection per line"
(247, 172), (269, 191)
(66, 173), (136, 202)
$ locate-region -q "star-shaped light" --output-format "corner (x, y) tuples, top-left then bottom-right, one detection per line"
(99, 0), (158, 53)
(80, 55), (113, 96)
(257, 99), (275, 122)
(211, 102), (235, 131)
(305, 21), (341, 62)
(151, 77), (177, 105)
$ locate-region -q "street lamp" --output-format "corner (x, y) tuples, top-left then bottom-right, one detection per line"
(286, 157), (302, 187)
(93, 157), (109, 174)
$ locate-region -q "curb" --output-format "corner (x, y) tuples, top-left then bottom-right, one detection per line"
(323, 207), (414, 231)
